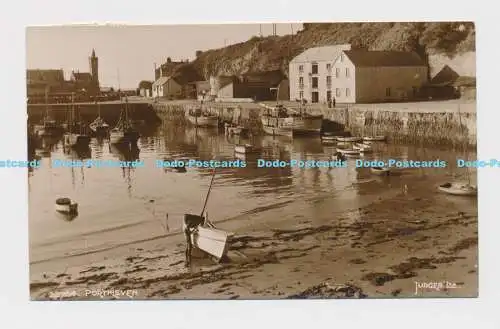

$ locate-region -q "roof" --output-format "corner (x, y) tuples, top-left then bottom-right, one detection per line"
(152, 76), (172, 87)
(343, 50), (426, 67)
(26, 69), (64, 83)
(72, 72), (92, 81)
(290, 45), (352, 63)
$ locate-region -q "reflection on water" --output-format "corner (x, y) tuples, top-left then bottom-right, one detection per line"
(28, 122), (477, 264)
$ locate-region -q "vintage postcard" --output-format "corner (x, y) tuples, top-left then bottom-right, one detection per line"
(26, 22), (477, 300)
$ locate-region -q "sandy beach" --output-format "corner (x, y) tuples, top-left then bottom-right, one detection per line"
(30, 178), (478, 300)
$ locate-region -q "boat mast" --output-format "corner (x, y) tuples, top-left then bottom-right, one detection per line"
(70, 92), (74, 134)
(200, 168), (217, 217)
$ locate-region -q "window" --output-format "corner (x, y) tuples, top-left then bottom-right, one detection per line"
(299, 65), (304, 73)
(299, 91), (304, 99)
(312, 77), (318, 88)
(311, 92), (319, 103)
(326, 76), (332, 88)
(346, 88), (350, 97)
(312, 63), (318, 74)
(299, 77), (304, 88)
(335, 68), (340, 78)
(345, 68), (350, 78)
(327, 90), (332, 101)
(336, 88), (341, 97)
(386, 88), (391, 97)
(326, 63), (332, 72)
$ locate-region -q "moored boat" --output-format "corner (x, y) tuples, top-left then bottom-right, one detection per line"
(110, 97), (140, 145)
(63, 93), (91, 148)
(337, 136), (362, 142)
(336, 147), (360, 156)
(438, 182), (477, 196)
(89, 102), (110, 137)
(234, 143), (260, 154)
(260, 103), (322, 135)
(370, 166), (390, 175)
(353, 142), (373, 153)
(363, 135), (386, 142)
(187, 107), (219, 127)
(55, 197), (78, 214)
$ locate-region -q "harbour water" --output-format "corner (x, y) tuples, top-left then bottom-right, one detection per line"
(28, 122), (477, 268)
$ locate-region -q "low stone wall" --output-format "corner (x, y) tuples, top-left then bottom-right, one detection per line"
(152, 100), (477, 148)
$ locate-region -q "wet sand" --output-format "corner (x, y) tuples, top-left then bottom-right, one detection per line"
(30, 179), (478, 300)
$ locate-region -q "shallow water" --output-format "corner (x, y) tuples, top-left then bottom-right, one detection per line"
(28, 123), (477, 264)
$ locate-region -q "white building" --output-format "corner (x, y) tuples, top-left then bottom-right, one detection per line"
(152, 76), (182, 99)
(289, 45), (428, 104)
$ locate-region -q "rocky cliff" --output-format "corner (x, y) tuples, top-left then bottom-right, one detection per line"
(168, 22), (475, 82)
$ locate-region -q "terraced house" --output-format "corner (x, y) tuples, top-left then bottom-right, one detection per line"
(289, 45), (428, 104)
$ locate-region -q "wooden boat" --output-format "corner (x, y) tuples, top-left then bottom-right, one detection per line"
(370, 166), (390, 175)
(438, 182), (477, 196)
(262, 124), (293, 137)
(55, 197), (78, 214)
(336, 147), (360, 156)
(89, 102), (110, 136)
(110, 97), (140, 145)
(260, 103), (323, 135)
(234, 143), (260, 154)
(63, 94), (91, 148)
(191, 225), (234, 260)
(187, 107), (218, 127)
(363, 135), (386, 142)
(353, 142), (373, 153)
(337, 136), (362, 142)
(34, 91), (64, 137)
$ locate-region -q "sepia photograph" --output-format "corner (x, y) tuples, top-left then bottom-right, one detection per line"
(26, 22), (478, 300)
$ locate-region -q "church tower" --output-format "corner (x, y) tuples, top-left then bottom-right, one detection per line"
(89, 48), (99, 94)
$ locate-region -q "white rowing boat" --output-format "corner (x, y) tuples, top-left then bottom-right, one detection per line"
(363, 135), (386, 142)
(438, 182), (477, 196)
(55, 197), (78, 214)
(191, 225), (234, 261)
(336, 147), (360, 156)
(337, 136), (362, 142)
(353, 143), (373, 153)
(370, 166), (390, 175)
(234, 144), (260, 154)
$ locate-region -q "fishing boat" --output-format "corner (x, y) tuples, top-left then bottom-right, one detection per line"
(55, 197), (78, 214)
(363, 135), (386, 142)
(337, 136), (362, 142)
(370, 166), (390, 176)
(260, 103), (323, 135)
(336, 146), (360, 156)
(353, 142), (373, 153)
(438, 182), (477, 196)
(234, 143), (260, 154)
(186, 104), (219, 127)
(89, 101), (110, 137)
(33, 90), (64, 137)
(64, 94), (91, 148)
(110, 97), (140, 145)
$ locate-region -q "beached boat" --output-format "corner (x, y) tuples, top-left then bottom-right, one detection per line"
(89, 102), (110, 137)
(438, 182), (477, 196)
(353, 143), (373, 153)
(370, 166), (390, 176)
(191, 225), (234, 260)
(336, 147), (360, 156)
(337, 136), (362, 142)
(260, 103), (323, 135)
(332, 151), (346, 162)
(363, 135), (386, 142)
(110, 97), (140, 145)
(234, 143), (260, 154)
(63, 94), (91, 148)
(55, 197), (78, 214)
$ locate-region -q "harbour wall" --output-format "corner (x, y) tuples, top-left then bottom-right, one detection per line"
(27, 102), (161, 126)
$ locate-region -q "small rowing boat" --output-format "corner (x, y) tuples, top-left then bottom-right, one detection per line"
(363, 135), (386, 142)
(438, 182), (477, 196)
(234, 144), (260, 154)
(353, 143), (373, 153)
(370, 166), (390, 175)
(336, 147), (360, 156)
(55, 197), (78, 214)
(337, 136), (362, 142)
(191, 224), (234, 260)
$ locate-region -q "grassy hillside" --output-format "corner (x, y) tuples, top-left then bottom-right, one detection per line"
(170, 22), (475, 81)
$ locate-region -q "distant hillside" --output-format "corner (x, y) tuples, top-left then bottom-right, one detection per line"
(168, 22), (475, 82)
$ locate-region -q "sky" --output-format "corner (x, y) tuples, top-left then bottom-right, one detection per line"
(26, 23), (303, 89)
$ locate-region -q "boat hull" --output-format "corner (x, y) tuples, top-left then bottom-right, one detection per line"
(64, 133), (91, 147)
(187, 115), (218, 127)
(261, 115), (322, 135)
(363, 136), (386, 142)
(234, 144), (259, 154)
(191, 226), (233, 260)
(370, 167), (390, 175)
(336, 148), (360, 156)
(337, 137), (363, 142)
(438, 183), (477, 196)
